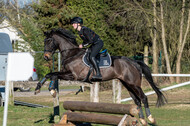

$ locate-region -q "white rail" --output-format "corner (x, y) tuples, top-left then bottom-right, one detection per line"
(121, 74), (190, 102)
(151, 74), (190, 77)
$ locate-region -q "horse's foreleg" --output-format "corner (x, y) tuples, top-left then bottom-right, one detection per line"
(48, 75), (58, 97)
(34, 77), (48, 95)
(34, 73), (54, 95)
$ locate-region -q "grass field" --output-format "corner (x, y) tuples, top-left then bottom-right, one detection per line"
(0, 83), (190, 126)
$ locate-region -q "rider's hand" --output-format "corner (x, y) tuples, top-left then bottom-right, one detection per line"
(79, 44), (83, 48)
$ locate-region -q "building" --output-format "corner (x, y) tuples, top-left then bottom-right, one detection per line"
(0, 19), (31, 52)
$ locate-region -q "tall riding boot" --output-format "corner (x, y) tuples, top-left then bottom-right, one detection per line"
(91, 57), (102, 80)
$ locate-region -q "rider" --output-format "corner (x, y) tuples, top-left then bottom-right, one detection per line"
(71, 17), (104, 80)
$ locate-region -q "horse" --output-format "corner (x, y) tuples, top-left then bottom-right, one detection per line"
(34, 28), (167, 126)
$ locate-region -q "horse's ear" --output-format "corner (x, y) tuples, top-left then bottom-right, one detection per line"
(44, 31), (50, 37)
(44, 31), (48, 37)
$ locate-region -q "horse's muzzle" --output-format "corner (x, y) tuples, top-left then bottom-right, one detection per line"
(44, 53), (51, 61)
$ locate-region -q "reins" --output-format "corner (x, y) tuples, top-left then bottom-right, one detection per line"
(59, 47), (80, 54)
(44, 30), (85, 66)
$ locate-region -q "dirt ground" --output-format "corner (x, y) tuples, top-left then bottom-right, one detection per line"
(1, 78), (189, 107)
(13, 80), (190, 107)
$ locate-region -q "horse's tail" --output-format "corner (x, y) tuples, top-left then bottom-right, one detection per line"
(136, 60), (167, 107)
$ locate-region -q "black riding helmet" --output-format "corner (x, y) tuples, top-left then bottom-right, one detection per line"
(71, 17), (83, 25)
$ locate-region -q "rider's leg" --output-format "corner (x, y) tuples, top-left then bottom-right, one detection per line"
(90, 57), (102, 79)
(89, 41), (103, 80)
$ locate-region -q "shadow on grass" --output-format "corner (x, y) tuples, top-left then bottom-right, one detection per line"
(148, 123), (157, 126)
(34, 113), (54, 124)
(48, 113), (54, 123)
(34, 119), (44, 123)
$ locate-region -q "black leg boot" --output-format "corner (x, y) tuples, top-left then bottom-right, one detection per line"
(91, 57), (102, 80)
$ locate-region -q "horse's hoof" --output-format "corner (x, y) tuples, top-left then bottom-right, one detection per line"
(50, 90), (56, 98)
(148, 115), (156, 124)
(34, 89), (40, 95)
(140, 118), (147, 126)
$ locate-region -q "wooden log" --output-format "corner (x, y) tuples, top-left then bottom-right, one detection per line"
(64, 112), (139, 126)
(53, 114), (75, 126)
(53, 124), (74, 126)
(63, 101), (139, 116)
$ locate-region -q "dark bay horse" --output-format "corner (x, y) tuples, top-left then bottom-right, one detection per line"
(34, 28), (167, 125)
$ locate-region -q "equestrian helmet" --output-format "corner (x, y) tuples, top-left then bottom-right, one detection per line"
(71, 17), (83, 25)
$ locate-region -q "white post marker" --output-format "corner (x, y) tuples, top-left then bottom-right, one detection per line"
(3, 52), (34, 126)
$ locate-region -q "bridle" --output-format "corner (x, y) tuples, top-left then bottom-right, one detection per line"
(44, 38), (58, 53)
(44, 36), (80, 54)
(44, 35), (85, 67)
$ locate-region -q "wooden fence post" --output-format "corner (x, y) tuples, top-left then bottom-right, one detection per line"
(112, 79), (116, 103)
(116, 80), (122, 103)
(9, 81), (14, 105)
(90, 82), (99, 102)
(112, 79), (121, 103)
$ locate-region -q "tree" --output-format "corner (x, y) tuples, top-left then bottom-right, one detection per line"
(2, 0), (190, 79)
(176, 0), (190, 83)
(151, 0), (159, 78)
(159, 0), (174, 83)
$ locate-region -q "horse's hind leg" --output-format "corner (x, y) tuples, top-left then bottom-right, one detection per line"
(131, 86), (156, 125)
(128, 92), (147, 126)
(122, 82), (147, 126)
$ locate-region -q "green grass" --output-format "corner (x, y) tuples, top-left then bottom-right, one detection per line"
(0, 84), (190, 126)
(151, 106), (190, 126)
(0, 105), (53, 126)
(0, 103), (69, 126)
(1, 104), (190, 126)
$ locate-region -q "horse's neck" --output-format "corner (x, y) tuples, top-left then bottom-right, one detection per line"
(53, 33), (84, 60)
(61, 48), (84, 60)
(54, 35), (75, 48)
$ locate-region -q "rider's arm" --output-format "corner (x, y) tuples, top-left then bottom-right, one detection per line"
(82, 28), (94, 47)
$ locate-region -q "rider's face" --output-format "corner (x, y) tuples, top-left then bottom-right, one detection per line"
(72, 23), (78, 30)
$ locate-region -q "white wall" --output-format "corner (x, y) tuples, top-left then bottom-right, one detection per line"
(0, 20), (32, 52)
(0, 20), (23, 42)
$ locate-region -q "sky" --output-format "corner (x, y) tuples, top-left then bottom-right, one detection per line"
(18, 0), (32, 6)
(4, 0), (36, 8)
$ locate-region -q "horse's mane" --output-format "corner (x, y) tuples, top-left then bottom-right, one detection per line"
(45, 28), (78, 46)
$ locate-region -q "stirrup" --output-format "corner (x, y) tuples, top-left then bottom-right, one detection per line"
(83, 78), (93, 84)
(92, 74), (102, 81)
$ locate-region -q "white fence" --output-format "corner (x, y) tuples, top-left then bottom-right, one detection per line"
(90, 74), (190, 103)
(151, 74), (190, 77)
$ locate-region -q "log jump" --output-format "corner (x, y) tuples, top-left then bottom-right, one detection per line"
(63, 101), (139, 116)
(53, 101), (141, 126)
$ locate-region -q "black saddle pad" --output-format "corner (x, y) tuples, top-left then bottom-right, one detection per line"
(82, 53), (112, 68)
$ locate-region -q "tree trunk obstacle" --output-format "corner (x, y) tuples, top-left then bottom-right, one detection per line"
(53, 101), (141, 126)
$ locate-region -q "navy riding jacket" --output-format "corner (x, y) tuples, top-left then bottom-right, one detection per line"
(78, 26), (100, 47)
